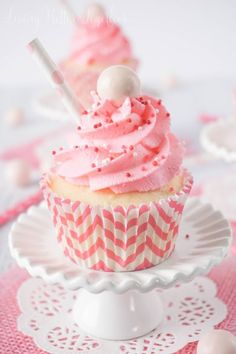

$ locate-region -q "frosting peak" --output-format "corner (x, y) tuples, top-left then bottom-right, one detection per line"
(69, 17), (134, 66)
(53, 93), (184, 193)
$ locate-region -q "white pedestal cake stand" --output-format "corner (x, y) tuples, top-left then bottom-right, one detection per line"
(9, 198), (231, 341)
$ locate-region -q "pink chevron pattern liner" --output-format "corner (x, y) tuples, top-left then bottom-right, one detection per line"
(41, 170), (193, 272)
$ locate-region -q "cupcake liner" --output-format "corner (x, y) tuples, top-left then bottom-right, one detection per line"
(41, 170), (193, 272)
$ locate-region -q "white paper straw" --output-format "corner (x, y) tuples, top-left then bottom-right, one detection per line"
(28, 38), (83, 122)
(59, 0), (78, 26)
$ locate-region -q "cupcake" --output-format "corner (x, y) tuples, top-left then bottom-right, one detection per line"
(41, 65), (193, 272)
(60, 3), (138, 109)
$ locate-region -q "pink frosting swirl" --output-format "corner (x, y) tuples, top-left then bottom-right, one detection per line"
(53, 94), (184, 193)
(69, 19), (134, 65)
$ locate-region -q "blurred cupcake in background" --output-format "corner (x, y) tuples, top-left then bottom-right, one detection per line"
(60, 3), (138, 109)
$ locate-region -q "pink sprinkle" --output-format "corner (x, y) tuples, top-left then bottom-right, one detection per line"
(82, 110), (88, 115)
(93, 124), (98, 129)
(166, 112), (170, 117)
(110, 156), (114, 161)
(59, 147), (63, 151)
(128, 118), (132, 123)
(106, 119), (113, 124)
(152, 160), (158, 166)
(158, 99), (162, 105)
(94, 147), (99, 152)
(122, 145), (126, 150)
(185, 234), (190, 239)
(77, 126), (81, 130)
(52, 150), (56, 155)
(84, 145), (88, 149)
(91, 163), (96, 168)
(97, 167), (101, 172)
(97, 122), (102, 127)
(129, 145), (134, 150)
(126, 172), (131, 177)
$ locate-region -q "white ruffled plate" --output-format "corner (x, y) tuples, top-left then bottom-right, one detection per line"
(201, 116), (236, 162)
(9, 198), (231, 293)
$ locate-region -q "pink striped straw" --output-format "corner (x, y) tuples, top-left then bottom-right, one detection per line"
(0, 190), (43, 227)
(27, 38), (84, 121)
(59, 0), (78, 26)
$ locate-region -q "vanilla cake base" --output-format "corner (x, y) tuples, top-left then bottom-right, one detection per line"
(50, 173), (184, 207)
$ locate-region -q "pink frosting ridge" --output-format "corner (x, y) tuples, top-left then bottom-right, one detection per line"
(68, 18), (134, 66)
(53, 93), (184, 193)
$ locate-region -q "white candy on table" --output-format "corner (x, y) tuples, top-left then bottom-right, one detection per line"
(4, 107), (25, 127)
(97, 65), (141, 102)
(197, 329), (236, 354)
(84, 3), (105, 21)
(5, 159), (31, 187)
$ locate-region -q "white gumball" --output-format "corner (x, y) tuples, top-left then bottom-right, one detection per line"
(4, 107), (25, 127)
(5, 159), (31, 187)
(84, 3), (105, 21)
(97, 65), (141, 102)
(197, 329), (236, 354)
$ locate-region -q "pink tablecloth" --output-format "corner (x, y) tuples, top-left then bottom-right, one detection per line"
(0, 231), (235, 354)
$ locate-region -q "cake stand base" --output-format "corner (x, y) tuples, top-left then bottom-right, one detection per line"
(10, 199), (232, 341)
(74, 289), (163, 340)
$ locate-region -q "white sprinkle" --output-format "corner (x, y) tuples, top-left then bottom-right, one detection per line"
(133, 152), (138, 157)
(138, 126), (143, 130)
(102, 158), (110, 165)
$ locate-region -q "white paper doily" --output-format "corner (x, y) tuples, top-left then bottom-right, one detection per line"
(17, 276), (227, 354)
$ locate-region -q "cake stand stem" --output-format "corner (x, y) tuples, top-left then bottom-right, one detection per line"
(73, 288), (164, 340)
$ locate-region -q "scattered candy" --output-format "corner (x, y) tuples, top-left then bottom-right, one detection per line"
(5, 159), (31, 187)
(197, 329), (236, 354)
(198, 114), (219, 124)
(97, 65), (141, 102)
(4, 107), (25, 127)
